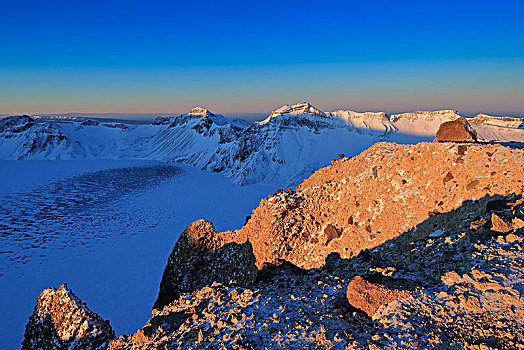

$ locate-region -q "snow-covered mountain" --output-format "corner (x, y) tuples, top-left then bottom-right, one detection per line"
(0, 115), (71, 160)
(1, 103), (523, 185)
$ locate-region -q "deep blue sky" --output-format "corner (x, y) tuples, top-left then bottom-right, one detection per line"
(1, 0), (523, 117)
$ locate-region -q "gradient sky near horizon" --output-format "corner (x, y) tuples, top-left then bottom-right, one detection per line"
(1, 0), (523, 119)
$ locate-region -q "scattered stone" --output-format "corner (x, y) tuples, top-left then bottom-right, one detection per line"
(372, 166), (379, 179)
(470, 217), (488, 230)
(466, 179), (480, 190)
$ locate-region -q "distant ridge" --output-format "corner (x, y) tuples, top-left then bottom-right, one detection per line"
(1, 103), (523, 184)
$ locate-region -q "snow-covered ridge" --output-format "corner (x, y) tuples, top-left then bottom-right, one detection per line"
(259, 102), (327, 124)
(470, 113), (524, 128)
(390, 109), (460, 122)
(328, 110), (393, 134)
(1, 104), (523, 185)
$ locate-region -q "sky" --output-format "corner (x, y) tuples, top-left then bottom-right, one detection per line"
(1, 0), (523, 119)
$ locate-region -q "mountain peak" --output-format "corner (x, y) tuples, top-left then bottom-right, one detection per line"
(188, 107), (215, 118)
(414, 109), (459, 115)
(260, 102), (327, 124)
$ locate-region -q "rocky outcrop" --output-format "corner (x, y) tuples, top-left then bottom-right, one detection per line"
(22, 284), (114, 350)
(103, 123), (128, 129)
(153, 220), (257, 310)
(126, 141), (524, 348)
(219, 142), (524, 269)
(435, 116), (478, 142)
(111, 191), (524, 349)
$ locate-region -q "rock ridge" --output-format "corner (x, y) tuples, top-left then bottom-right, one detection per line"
(153, 219), (257, 310)
(22, 283), (115, 350)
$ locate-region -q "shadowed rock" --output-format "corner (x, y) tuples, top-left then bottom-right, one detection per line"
(435, 117), (477, 142)
(153, 219), (257, 310)
(22, 284), (114, 350)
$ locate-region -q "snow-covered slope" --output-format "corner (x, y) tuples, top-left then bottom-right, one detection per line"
(1, 104), (522, 185)
(144, 108), (246, 167)
(259, 102), (328, 124)
(469, 113), (524, 142)
(390, 110), (462, 135)
(328, 110), (394, 134)
(0, 115), (169, 160)
(0, 116), (72, 160)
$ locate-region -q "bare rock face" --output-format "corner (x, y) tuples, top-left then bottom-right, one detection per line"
(435, 117), (478, 142)
(22, 284), (114, 350)
(346, 275), (415, 318)
(153, 219), (257, 310)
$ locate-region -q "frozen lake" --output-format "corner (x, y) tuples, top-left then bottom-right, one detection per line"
(0, 159), (274, 349)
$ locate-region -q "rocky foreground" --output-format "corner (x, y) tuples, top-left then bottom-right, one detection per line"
(23, 138), (524, 349)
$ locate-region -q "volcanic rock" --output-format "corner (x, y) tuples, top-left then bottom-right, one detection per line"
(435, 117), (478, 142)
(22, 284), (114, 350)
(153, 219), (257, 310)
(346, 274), (415, 318)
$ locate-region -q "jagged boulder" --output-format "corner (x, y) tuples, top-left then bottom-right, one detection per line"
(153, 219), (257, 310)
(346, 274), (415, 318)
(435, 117), (477, 142)
(22, 284), (114, 350)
